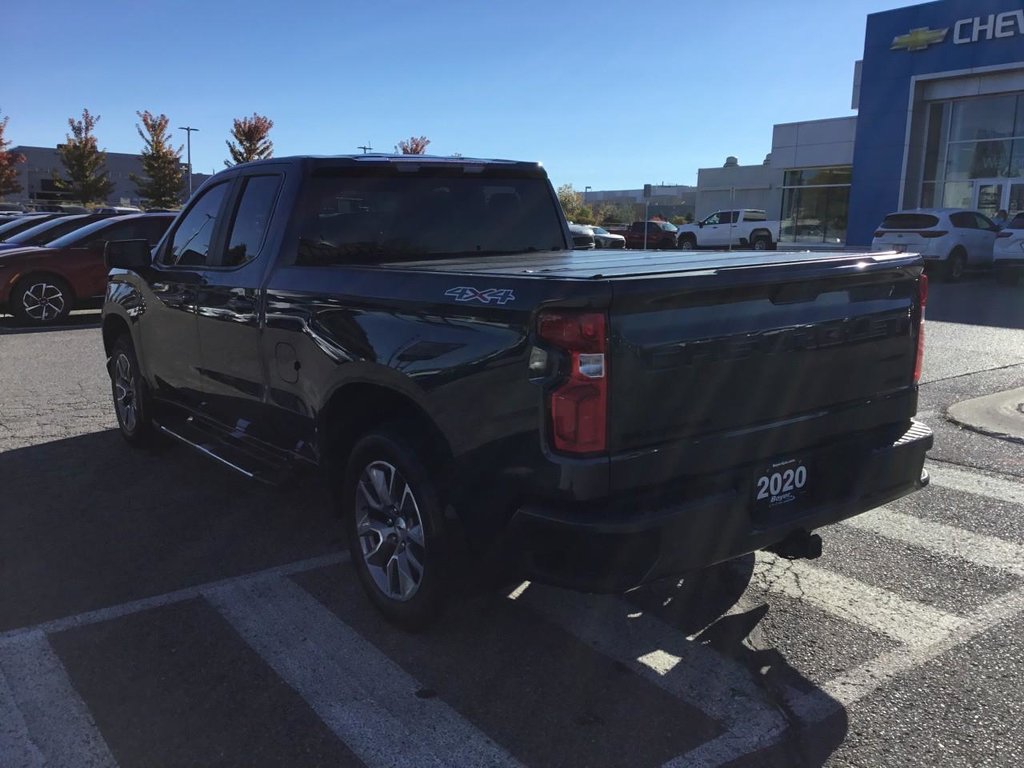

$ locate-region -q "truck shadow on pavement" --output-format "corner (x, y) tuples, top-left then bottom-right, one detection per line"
(1, 428), (847, 767)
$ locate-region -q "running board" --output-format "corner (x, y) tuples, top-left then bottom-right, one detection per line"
(157, 419), (294, 486)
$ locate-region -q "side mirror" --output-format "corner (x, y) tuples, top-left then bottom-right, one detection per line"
(105, 239), (151, 270)
(698, 221), (704, 228)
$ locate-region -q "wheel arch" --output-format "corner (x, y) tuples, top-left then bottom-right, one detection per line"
(102, 313), (132, 358)
(319, 381), (455, 482)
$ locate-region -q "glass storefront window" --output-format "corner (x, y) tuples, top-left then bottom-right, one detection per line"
(949, 95), (1019, 142)
(941, 182), (973, 209)
(780, 185), (850, 245)
(945, 140), (1011, 180)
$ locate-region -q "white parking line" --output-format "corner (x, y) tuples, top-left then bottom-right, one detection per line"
(751, 554), (964, 647)
(0, 631), (118, 768)
(844, 506), (1024, 576)
(928, 465), (1024, 506)
(515, 584), (789, 747)
(0, 552), (347, 646)
(206, 577), (522, 768)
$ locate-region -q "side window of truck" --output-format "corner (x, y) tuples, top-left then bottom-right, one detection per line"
(163, 182), (230, 267)
(222, 175), (282, 267)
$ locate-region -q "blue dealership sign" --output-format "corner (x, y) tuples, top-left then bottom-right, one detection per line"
(847, 0), (1024, 244)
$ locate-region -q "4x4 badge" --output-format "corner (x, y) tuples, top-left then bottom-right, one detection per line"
(445, 287), (516, 305)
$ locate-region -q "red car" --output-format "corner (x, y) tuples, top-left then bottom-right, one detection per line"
(623, 220), (678, 249)
(0, 213), (174, 325)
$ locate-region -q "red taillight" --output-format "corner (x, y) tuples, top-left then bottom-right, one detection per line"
(537, 311), (608, 454)
(914, 273), (927, 383)
(874, 230), (884, 238)
(919, 230), (948, 238)
(997, 231), (1012, 238)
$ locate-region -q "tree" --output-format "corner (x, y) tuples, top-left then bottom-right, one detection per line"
(0, 111), (25, 199)
(130, 111), (184, 208)
(225, 113), (274, 167)
(396, 136), (430, 155)
(557, 183), (585, 221)
(55, 109), (113, 205)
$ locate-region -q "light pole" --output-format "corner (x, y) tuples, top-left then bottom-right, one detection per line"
(358, 142), (373, 154)
(178, 126), (199, 198)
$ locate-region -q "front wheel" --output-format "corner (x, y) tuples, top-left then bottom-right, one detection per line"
(678, 235), (696, 250)
(343, 427), (450, 629)
(110, 334), (157, 447)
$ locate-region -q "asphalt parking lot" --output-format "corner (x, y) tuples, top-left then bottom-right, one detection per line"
(2, 277), (1024, 767)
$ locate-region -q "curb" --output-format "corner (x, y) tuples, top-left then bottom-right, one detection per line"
(946, 387), (1024, 445)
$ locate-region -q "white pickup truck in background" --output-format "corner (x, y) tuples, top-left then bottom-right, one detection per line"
(676, 209), (781, 251)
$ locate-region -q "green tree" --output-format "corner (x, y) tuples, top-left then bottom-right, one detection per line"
(55, 109), (113, 205)
(396, 136), (431, 154)
(130, 111), (184, 209)
(225, 113), (274, 167)
(0, 111), (25, 199)
(557, 183), (583, 221)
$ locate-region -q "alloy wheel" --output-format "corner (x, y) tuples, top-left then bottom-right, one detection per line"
(21, 282), (65, 322)
(354, 461), (427, 602)
(113, 353), (138, 433)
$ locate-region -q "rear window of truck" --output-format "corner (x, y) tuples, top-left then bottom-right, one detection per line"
(880, 213), (940, 230)
(296, 173), (566, 265)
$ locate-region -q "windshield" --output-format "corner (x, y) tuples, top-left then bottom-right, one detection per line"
(0, 216), (53, 238)
(5, 216), (95, 246)
(659, 221), (678, 232)
(591, 226), (608, 234)
(297, 172), (565, 265)
(45, 218), (117, 249)
(880, 213), (940, 230)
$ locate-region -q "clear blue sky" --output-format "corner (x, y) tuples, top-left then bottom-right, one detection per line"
(3, 0), (912, 191)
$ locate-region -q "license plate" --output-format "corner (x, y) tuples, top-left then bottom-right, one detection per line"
(892, 244), (908, 253)
(754, 458), (809, 509)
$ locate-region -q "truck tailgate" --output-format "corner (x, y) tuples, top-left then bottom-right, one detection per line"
(607, 253), (924, 487)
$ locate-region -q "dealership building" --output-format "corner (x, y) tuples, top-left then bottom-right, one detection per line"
(695, 0), (1024, 246)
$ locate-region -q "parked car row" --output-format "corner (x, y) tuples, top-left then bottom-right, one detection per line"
(0, 211), (175, 325)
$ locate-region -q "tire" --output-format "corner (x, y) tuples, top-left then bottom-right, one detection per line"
(11, 274), (73, 325)
(343, 427), (450, 629)
(752, 235), (771, 251)
(944, 248), (967, 282)
(679, 235), (697, 250)
(110, 333), (157, 447)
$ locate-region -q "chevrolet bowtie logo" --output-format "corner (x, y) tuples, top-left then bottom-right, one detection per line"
(891, 26), (948, 51)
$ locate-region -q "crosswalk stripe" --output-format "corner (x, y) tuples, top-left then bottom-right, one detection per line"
(514, 583), (788, 742)
(0, 631), (118, 768)
(751, 553), (964, 647)
(928, 465), (1024, 506)
(794, 584), (1024, 723)
(206, 577), (522, 768)
(844, 507), (1024, 576)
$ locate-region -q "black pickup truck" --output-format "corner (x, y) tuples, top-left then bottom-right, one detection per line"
(102, 154), (932, 627)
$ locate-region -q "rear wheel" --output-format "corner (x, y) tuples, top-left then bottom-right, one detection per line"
(343, 427), (450, 629)
(11, 275), (73, 325)
(752, 235), (771, 251)
(944, 248), (967, 282)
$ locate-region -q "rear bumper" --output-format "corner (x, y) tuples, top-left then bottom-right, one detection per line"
(506, 420), (932, 592)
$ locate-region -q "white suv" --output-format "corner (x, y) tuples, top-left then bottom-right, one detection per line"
(871, 208), (999, 281)
(993, 213), (1024, 285)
